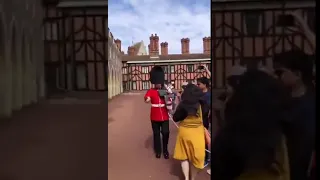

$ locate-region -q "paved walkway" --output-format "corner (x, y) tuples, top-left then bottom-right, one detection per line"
(0, 92), (108, 180)
(0, 92), (210, 180)
(108, 92), (210, 180)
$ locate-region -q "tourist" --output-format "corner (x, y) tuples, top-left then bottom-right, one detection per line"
(214, 66), (245, 128)
(172, 84), (210, 180)
(273, 50), (315, 180)
(197, 64), (212, 174)
(210, 69), (290, 180)
(196, 77), (211, 167)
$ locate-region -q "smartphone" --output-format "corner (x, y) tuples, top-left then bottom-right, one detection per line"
(276, 14), (295, 27)
(198, 65), (204, 70)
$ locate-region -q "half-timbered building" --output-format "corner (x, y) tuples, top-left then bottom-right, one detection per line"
(211, 0), (315, 88)
(121, 34), (212, 91)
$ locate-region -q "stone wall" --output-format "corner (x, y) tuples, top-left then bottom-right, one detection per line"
(0, 0), (45, 118)
(107, 29), (123, 99)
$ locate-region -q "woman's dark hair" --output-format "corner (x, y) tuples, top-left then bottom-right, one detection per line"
(197, 77), (210, 88)
(224, 69), (288, 170)
(273, 50), (314, 89)
(179, 84), (205, 116)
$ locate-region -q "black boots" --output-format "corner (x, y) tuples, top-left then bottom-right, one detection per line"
(155, 153), (161, 158)
(163, 151), (169, 159)
(155, 151), (169, 159)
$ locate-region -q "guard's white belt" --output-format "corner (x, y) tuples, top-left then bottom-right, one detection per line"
(151, 104), (166, 107)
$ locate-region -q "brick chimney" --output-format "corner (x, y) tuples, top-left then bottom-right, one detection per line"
(149, 34), (154, 56)
(154, 34), (159, 55)
(203, 37), (211, 54)
(114, 39), (121, 51)
(160, 42), (169, 55)
(203, 37), (207, 54)
(164, 42), (168, 55)
(181, 38), (190, 54)
(148, 44), (151, 55)
(149, 34), (160, 56)
(206, 37), (211, 54)
(160, 42), (165, 55)
(128, 46), (135, 56)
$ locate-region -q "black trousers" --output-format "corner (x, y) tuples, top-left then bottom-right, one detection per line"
(151, 120), (170, 154)
(203, 120), (210, 161)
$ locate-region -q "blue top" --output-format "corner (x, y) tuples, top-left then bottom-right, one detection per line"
(203, 91), (211, 106)
(284, 90), (315, 180)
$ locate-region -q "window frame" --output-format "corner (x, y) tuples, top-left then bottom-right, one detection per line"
(186, 65), (194, 73)
(142, 81), (149, 90)
(307, 10), (315, 33)
(132, 81), (137, 90)
(243, 11), (262, 36)
(160, 66), (167, 73)
(170, 65), (175, 73)
(141, 66), (149, 74)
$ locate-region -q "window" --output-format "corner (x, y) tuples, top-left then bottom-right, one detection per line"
(123, 81), (127, 91)
(141, 66), (149, 74)
(76, 65), (87, 89)
(207, 64), (212, 72)
(307, 10), (315, 33)
(161, 66), (167, 73)
(244, 12), (261, 36)
(122, 67), (127, 74)
(170, 65), (175, 73)
(132, 81), (137, 90)
(187, 65), (194, 72)
(142, 81), (149, 90)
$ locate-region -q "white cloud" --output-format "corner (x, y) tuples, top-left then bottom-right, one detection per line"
(108, 0), (210, 54)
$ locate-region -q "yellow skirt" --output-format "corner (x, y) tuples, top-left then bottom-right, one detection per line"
(173, 126), (205, 169)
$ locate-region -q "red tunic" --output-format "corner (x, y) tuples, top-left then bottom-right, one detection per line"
(144, 88), (169, 121)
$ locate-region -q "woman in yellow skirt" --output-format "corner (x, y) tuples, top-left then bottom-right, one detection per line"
(173, 84), (210, 180)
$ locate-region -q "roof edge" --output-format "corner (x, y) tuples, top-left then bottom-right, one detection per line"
(126, 58), (211, 64)
(57, 1), (108, 8)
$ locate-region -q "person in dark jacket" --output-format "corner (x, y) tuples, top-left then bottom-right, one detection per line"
(273, 50), (315, 180)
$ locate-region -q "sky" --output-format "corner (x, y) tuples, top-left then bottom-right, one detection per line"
(108, 0), (210, 55)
